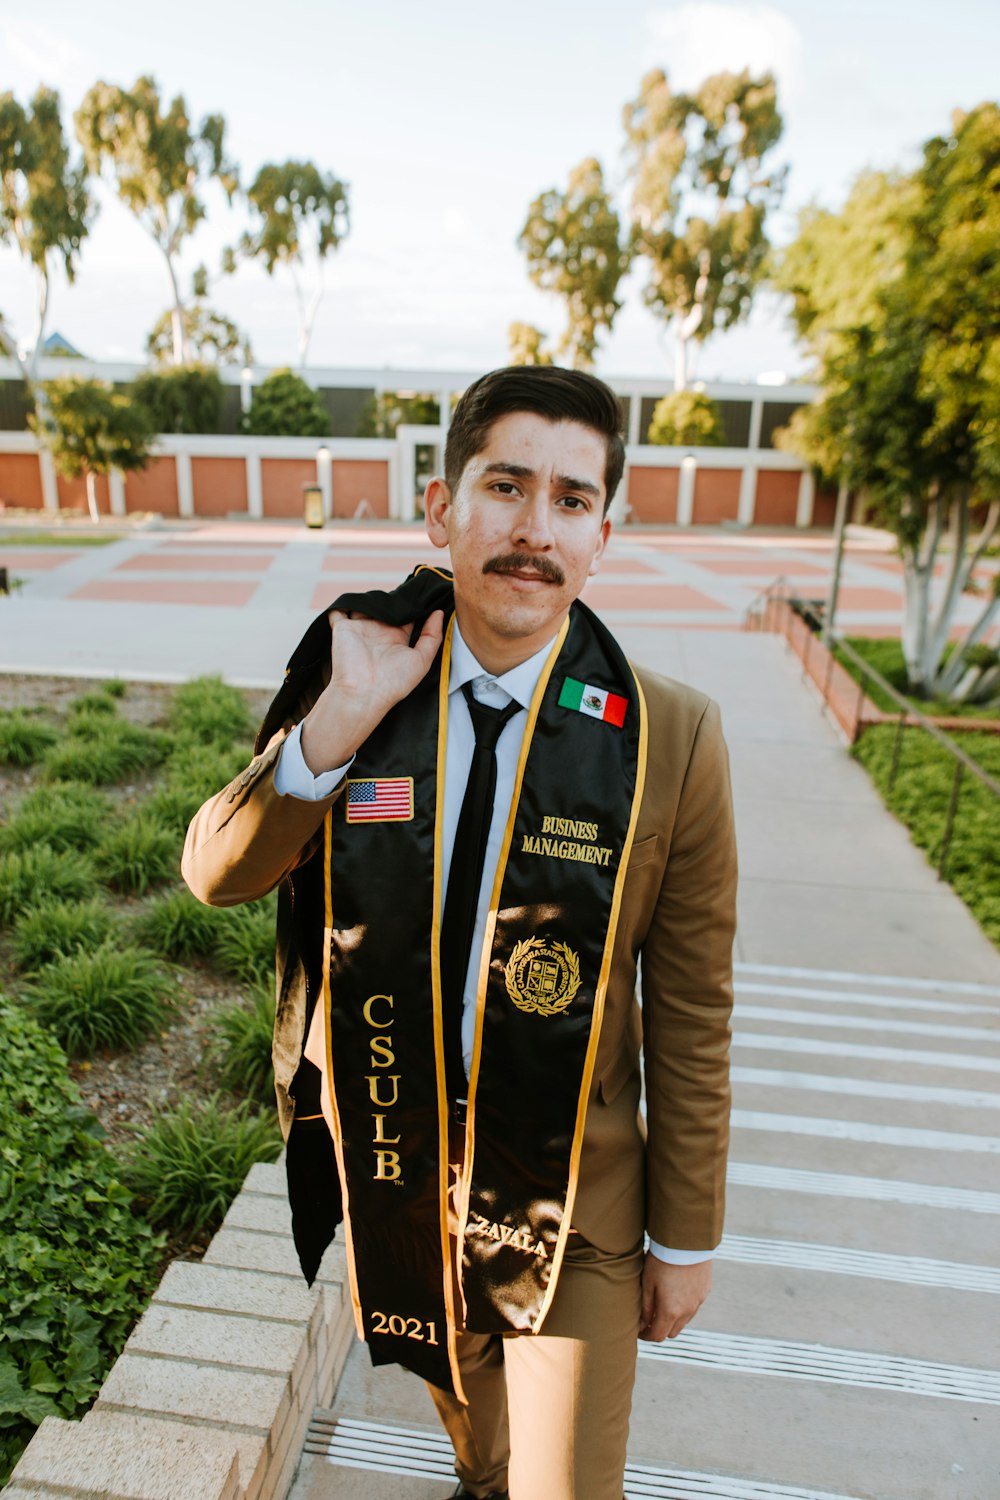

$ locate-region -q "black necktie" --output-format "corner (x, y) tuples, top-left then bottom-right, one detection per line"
(440, 682), (520, 1101)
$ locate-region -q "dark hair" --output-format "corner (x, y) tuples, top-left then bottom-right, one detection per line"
(444, 365), (625, 514)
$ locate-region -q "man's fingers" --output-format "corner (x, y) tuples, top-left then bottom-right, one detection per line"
(412, 609), (445, 664)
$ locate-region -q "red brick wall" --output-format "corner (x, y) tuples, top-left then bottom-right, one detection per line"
(56, 472), (111, 514)
(192, 457), (247, 516)
(691, 469), (740, 525)
(0, 453), (44, 509)
(627, 467), (678, 523)
(813, 485), (839, 527)
(261, 459), (317, 518)
(125, 458), (179, 516)
(331, 460), (389, 519)
(754, 470), (800, 526)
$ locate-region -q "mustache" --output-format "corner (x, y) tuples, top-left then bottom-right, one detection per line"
(483, 552), (565, 586)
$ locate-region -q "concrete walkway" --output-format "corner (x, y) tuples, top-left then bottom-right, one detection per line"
(3, 522), (999, 1498)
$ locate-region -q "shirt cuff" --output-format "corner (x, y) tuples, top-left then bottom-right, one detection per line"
(274, 722), (353, 801)
(646, 1238), (717, 1265)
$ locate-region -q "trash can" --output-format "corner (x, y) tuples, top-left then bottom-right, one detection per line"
(302, 483), (324, 529)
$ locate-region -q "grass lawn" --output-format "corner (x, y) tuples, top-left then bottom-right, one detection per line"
(835, 636), (1000, 720)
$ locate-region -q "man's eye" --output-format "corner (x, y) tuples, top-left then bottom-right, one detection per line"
(559, 495), (588, 510)
(493, 482), (520, 495)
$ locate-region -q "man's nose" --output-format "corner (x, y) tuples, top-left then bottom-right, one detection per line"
(511, 494), (554, 549)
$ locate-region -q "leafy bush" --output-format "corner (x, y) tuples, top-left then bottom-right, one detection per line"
(11, 897), (117, 972)
(212, 982), (275, 1102)
(0, 1000), (162, 1484)
(102, 678), (128, 698)
(131, 364), (223, 435)
(0, 710), (57, 767)
(22, 941), (176, 1056)
(168, 676), (253, 746)
(214, 897), (277, 984)
(122, 1093), (282, 1235)
(134, 887), (226, 961)
(43, 719), (170, 784)
(647, 389), (726, 447)
(244, 367), (329, 437)
(854, 725), (1000, 946)
(95, 814), (179, 895)
(0, 782), (110, 854)
(68, 691), (117, 720)
(0, 846), (95, 926)
(836, 636), (999, 720)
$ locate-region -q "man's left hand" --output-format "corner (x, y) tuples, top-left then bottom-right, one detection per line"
(638, 1254), (712, 1342)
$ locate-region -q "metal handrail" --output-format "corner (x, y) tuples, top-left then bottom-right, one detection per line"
(746, 580), (1000, 880)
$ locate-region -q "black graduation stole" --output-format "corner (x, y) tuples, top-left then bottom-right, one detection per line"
(314, 590), (646, 1397)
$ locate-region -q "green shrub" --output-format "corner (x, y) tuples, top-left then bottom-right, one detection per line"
(214, 898), (277, 984)
(837, 636), (1000, 720)
(43, 719), (170, 784)
(101, 678), (128, 698)
(68, 691), (117, 720)
(95, 814), (179, 895)
(134, 887), (226, 961)
(0, 1000), (162, 1484)
(212, 982), (275, 1102)
(647, 389), (726, 447)
(0, 710), (57, 767)
(11, 898), (117, 972)
(0, 846), (95, 926)
(0, 783), (110, 854)
(168, 676), (253, 746)
(131, 364), (223, 435)
(244, 367), (329, 437)
(22, 941), (176, 1056)
(122, 1093), (282, 1235)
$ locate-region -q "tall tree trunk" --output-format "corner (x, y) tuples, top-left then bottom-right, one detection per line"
(85, 470), (100, 525)
(164, 253), (188, 365)
(27, 262), (51, 383)
(671, 249), (711, 392)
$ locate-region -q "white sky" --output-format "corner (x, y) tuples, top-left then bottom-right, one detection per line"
(1, 0), (997, 382)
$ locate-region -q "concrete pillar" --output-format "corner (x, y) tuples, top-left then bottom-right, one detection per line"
(796, 468), (815, 528)
(108, 469), (127, 518)
(175, 451), (194, 519)
(737, 463), (757, 527)
(627, 393), (642, 447)
(317, 446), (333, 520)
(39, 448), (59, 514)
(396, 435), (416, 522)
(438, 389), (451, 435)
(246, 453), (263, 519)
(677, 456), (697, 527)
(748, 397), (764, 451)
(609, 463), (629, 526)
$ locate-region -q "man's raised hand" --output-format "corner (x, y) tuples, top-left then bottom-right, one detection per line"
(300, 609), (445, 774)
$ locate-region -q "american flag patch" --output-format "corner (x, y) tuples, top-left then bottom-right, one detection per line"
(345, 777), (414, 823)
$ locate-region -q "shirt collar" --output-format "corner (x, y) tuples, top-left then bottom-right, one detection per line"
(449, 619), (557, 711)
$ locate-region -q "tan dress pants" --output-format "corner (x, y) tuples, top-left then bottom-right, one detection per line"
(426, 1143), (643, 1500)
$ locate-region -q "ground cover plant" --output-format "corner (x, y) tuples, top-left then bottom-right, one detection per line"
(0, 998), (163, 1485)
(854, 725), (1000, 946)
(836, 636), (1000, 719)
(10, 896), (118, 971)
(0, 710), (58, 767)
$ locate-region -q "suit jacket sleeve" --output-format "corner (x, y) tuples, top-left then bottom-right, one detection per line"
(181, 727), (345, 907)
(641, 696), (737, 1252)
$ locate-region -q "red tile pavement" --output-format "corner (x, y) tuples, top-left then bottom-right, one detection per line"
(582, 583), (729, 611)
(72, 580), (260, 606)
(115, 552), (277, 573)
(0, 550), (81, 571)
(593, 556), (662, 575)
(320, 551), (439, 573)
(691, 558), (829, 576)
(834, 587), (905, 610)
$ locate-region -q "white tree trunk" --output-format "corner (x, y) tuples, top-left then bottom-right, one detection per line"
(671, 249), (711, 392)
(164, 253), (189, 365)
(85, 471), (100, 525)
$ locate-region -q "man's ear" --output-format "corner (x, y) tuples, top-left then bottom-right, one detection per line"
(425, 477), (452, 550)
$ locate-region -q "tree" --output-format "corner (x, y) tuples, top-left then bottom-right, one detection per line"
(31, 379), (154, 523)
(623, 68), (786, 389)
(507, 323), (554, 366)
(355, 392), (439, 438)
(0, 87), (92, 388)
(517, 158), (630, 369)
(777, 104), (1000, 703)
(75, 77), (238, 366)
(131, 365), (223, 434)
(146, 267), (251, 365)
(239, 161), (349, 367)
(244, 368), (329, 437)
(647, 389), (724, 446)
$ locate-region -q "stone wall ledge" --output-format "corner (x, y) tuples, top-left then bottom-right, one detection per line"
(8, 1160), (354, 1500)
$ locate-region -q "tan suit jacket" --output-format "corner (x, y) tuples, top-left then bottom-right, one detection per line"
(182, 659), (737, 1259)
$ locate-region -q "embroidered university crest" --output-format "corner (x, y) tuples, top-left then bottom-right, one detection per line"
(504, 937), (581, 1017)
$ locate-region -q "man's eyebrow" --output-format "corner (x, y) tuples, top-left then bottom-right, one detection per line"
(480, 461), (602, 498)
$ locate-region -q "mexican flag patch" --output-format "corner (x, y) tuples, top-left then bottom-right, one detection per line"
(558, 676), (628, 727)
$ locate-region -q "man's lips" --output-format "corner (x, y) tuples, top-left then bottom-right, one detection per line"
(483, 554), (564, 586)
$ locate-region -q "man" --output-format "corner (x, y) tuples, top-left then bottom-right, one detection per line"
(183, 366), (736, 1500)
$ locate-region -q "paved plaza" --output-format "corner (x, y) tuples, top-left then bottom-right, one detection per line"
(2, 520), (999, 1498)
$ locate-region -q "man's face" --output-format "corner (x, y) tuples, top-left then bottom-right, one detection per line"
(425, 412), (611, 671)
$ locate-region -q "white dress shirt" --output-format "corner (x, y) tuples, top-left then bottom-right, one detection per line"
(274, 620), (714, 1265)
